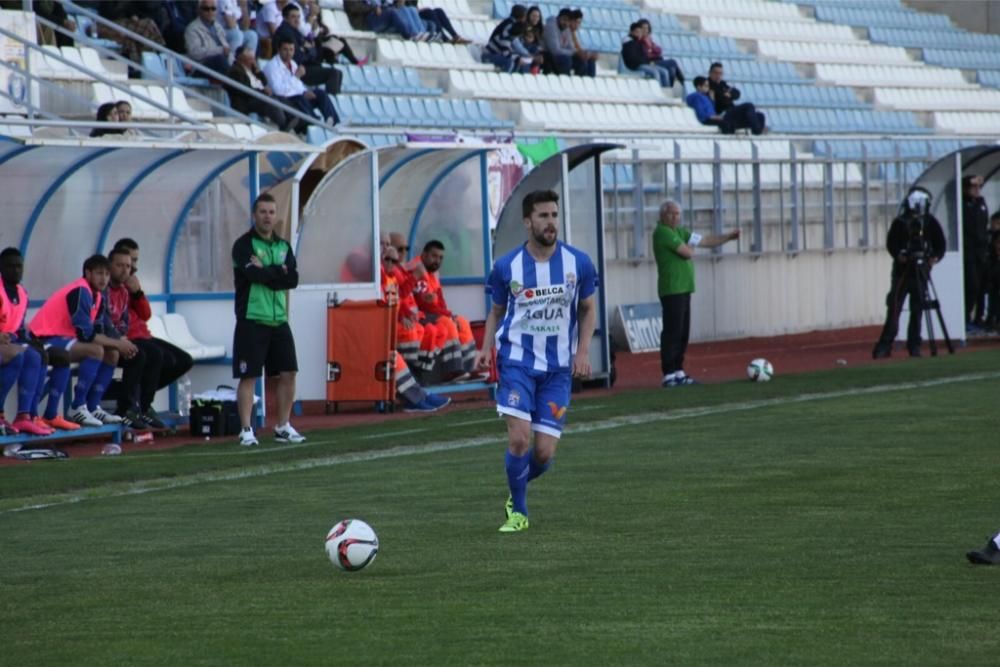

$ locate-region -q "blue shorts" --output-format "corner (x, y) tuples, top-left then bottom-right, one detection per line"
(37, 336), (76, 351)
(495, 363), (572, 438)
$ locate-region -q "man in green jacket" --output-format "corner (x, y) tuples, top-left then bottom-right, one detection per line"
(653, 199), (739, 387)
(232, 192), (304, 446)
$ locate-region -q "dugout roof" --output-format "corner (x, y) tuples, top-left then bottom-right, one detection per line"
(0, 134), (321, 301)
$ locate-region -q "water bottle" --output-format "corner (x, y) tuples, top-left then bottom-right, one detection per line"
(178, 374), (192, 417)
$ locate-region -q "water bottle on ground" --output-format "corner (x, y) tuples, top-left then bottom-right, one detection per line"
(178, 375), (192, 417)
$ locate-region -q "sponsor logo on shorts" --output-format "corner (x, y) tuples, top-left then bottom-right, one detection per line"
(547, 401), (567, 421)
(507, 390), (520, 408)
(239, 360), (247, 374)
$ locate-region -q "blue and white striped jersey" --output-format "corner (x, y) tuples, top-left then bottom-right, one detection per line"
(487, 241), (598, 372)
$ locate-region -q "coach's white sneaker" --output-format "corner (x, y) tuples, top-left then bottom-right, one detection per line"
(91, 407), (124, 424)
(274, 423), (306, 443)
(68, 406), (103, 427)
(239, 428), (259, 447)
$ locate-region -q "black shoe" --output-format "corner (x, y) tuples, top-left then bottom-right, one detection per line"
(119, 409), (151, 431)
(908, 347), (921, 358)
(872, 344), (891, 359)
(140, 408), (167, 430)
(966, 538), (1000, 565)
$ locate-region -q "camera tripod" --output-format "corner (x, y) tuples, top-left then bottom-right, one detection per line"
(903, 256), (955, 356)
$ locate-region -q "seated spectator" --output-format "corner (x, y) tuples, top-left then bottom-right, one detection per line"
(0, 247), (73, 433)
(226, 46), (294, 131)
(218, 0), (259, 57)
(94, 1), (167, 66)
(343, 0), (416, 41)
(511, 24), (543, 74)
(708, 61), (739, 114)
(273, 2), (342, 95)
(686, 75), (766, 135)
(542, 8), (593, 77)
(106, 239), (194, 428)
(635, 18), (683, 88)
(622, 22), (674, 88)
(255, 0), (284, 49)
(31, 0), (77, 48)
(310, 9), (367, 66)
(482, 3), (526, 72)
(566, 9), (598, 77)
(28, 255), (135, 428)
(409, 0), (471, 44)
(114, 99), (143, 137)
(389, 0), (437, 41)
(90, 102), (124, 138)
(526, 5), (542, 31)
(185, 1), (232, 75)
(262, 36), (339, 130)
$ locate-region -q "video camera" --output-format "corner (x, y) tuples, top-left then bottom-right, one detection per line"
(898, 186), (933, 263)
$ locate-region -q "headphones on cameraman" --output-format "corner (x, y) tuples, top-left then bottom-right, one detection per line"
(901, 186), (932, 217)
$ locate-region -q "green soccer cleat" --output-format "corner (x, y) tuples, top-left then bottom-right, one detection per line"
(504, 494), (513, 520)
(498, 512), (529, 533)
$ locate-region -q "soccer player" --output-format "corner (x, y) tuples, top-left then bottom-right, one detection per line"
(232, 192), (304, 446)
(474, 189), (598, 533)
(28, 255), (134, 427)
(967, 530), (1000, 565)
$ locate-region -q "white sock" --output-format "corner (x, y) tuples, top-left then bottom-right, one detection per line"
(277, 422), (289, 431)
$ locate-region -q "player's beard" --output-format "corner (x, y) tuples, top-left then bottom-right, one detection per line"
(533, 226), (557, 247)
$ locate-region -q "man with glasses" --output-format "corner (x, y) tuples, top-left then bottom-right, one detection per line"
(185, 2), (232, 75)
(962, 174), (990, 333)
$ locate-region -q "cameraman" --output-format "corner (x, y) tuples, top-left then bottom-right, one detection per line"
(873, 187), (946, 359)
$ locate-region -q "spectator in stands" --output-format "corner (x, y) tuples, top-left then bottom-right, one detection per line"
(566, 9), (597, 77)
(482, 3), (526, 72)
(31, 0), (77, 48)
(231, 192), (305, 446)
(511, 24), (543, 74)
(653, 200), (739, 386)
(406, 240), (477, 374)
(226, 46), (293, 131)
(263, 36), (339, 130)
(392, 0), (437, 41)
(113, 100), (143, 136)
(111, 238), (192, 428)
(218, 0), (258, 56)
(94, 1), (167, 66)
(255, 0), (284, 50)
(707, 62), (739, 115)
(962, 174), (990, 333)
(409, 0), (471, 44)
(185, 2), (232, 75)
(0, 248), (73, 433)
(686, 76), (766, 135)
(273, 2), (342, 95)
(379, 236), (451, 412)
(157, 0), (199, 54)
(28, 255), (134, 428)
(90, 102), (124, 138)
(542, 8), (585, 77)
(635, 18), (683, 88)
(526, 5), (542, 31)
(622, 22), (674, 88)
(345, 0), (414, 41)
(310, 8), (367, 66)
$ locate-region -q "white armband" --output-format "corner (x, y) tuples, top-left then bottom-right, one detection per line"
(688, 232), (703, 247)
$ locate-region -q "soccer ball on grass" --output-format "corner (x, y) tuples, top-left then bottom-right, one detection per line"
(325, 519), (379, 571)
(746, 358), (774, 382)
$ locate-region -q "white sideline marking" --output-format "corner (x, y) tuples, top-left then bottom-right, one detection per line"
(2, 372), (997, 515)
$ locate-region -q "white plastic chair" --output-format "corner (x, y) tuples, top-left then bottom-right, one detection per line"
(162, 313), (226, 360)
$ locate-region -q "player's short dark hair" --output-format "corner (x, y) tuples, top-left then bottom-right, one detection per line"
(709, 61), (723, 71)
(281, 2), (300, 17)
(423, 240), (445, 253)
(510, 3), (527, 19)
(693, 75), (707, 87)
(82, 254), (111, 274)
(569, 8), (583, 20)
(962, 174), (982, 189)
(557, 7), (572, 18)
(522, 189), (559, 218)
(636, 18), (650, 28)
(253, 192), (277, 211)
(108, 247), (132, 263)
(275, 35), (297, 50)
(0, 247), (22, 262)
(113, 237), (139, 251)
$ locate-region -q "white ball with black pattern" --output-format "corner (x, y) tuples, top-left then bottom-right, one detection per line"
(746, 358), (774, 382)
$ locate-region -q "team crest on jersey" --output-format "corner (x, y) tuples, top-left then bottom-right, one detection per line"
(507, 390), (521, 407)
(510, 280), (522, 296)
(564, 272), (576, 291)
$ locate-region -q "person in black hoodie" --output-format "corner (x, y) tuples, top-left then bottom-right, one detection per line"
(708, 61), (739, 114)
(621, 22), (674, 88)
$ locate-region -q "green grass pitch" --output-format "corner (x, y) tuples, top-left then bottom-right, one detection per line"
(2, 351), (999, 665)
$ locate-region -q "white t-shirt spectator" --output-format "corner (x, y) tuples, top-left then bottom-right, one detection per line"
(219, 0), (242, 22)
(263, 56), (307, 97)
(256, 0), (282, 38)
